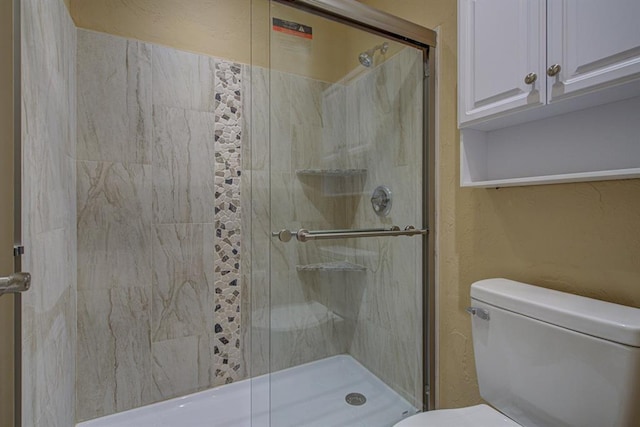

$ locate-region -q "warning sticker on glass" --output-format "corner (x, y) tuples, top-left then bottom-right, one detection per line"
(272, 18), (313, 39)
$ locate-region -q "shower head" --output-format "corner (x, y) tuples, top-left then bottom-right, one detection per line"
(358, 42), (389, 68)
(358, 52), (373, 68)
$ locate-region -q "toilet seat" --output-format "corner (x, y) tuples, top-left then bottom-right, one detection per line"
(394, 404), (522, 427)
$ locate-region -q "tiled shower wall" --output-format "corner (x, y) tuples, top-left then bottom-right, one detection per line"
(21, 0), (77, 425)
(74, 27), (422, 421)
(76, 30), (244, 421)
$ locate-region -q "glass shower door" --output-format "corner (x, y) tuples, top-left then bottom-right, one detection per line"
(261, 2), (428, 425)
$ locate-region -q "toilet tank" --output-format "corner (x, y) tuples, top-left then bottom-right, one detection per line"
(470, 279), (640, 427)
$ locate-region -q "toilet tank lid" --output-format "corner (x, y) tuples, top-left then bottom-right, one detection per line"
(471, 278), (640, 347)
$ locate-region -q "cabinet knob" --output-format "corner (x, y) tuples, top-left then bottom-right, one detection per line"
(547, 64), (561, 77)
(524, 72), (537, 85)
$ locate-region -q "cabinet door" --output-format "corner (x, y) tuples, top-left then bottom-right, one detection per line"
(458, 0), (546, 126)
(548, 0), (640, 103)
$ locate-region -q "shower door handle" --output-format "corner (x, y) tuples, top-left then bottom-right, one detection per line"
(272, 226), (428, 242)
(0, 272), (31, 296)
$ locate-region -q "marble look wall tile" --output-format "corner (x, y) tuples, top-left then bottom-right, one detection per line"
(289, 73), (327, 127)
(249, 273), (269, 377)
(152, 336), (199, 400)
(321, 84), (348, 168)
(268, 302), (342, 373)
(22, 288), (76, 427)
(344, 83), (362, 170)
(247, 170), (270, 272)
(247, 66), (269, 171)
(152, 45), (216, 112)
(77, 30), (152, 163)
(396, 48), (423, 168)
(77, 161), (152, 292)
(22, 215), (77, 427)
(152, 106), (216, 224)
(240, 65), (252, 172)
(349, 321), (421, 408)
(291, 124), (322, 170)
(23, 143), (77, 236)
(22, 6), (77, 235)
(21, 0), (77, 425)
(239, 271), (251, 380)
(75, 32), (249, 418)
(152, 224), (215, 341)
(76, 287), (153, 421)
(269, 71), (292, 172)
(25, 227), (77, 319)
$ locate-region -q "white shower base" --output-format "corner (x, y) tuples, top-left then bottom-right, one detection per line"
(77, 355), (418, 427)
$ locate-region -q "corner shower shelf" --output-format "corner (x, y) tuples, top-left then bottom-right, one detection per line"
(296, 261), (367, 272)
(295, 169), (367, 177)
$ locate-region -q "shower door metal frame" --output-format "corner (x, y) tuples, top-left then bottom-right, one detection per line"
(273, 0), (438, 411)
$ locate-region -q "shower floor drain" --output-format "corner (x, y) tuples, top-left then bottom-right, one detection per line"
(345, 392), (367, 406)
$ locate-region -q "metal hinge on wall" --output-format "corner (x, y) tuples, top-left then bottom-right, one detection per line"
(13, 245), (24, 257)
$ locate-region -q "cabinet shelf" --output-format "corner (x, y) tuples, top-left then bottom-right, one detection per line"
(296, 261), (367, 272)
(461, 96), (640, 187)
(463, 168), (640, 188)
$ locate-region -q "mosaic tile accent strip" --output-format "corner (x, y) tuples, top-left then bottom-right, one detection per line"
(213, 59), (243, 385)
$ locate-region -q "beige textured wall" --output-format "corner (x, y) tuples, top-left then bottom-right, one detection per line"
(0, 0), (15, 425)
(69, 0), (351, 82)
(362, 0), (640, 410)
(70, 0), (251, 62)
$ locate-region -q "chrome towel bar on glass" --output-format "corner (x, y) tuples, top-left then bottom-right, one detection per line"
(272, 226), (427, 243)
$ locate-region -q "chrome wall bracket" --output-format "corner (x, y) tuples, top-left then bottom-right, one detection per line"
(0, 272), (31, 296)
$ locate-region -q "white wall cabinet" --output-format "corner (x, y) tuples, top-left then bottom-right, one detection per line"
(458, 0), (546, 124)
(458, 0), (640, 187)
(547, 0), (640, 103)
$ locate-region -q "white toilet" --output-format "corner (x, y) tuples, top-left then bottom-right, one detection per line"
(396, 278), (640, 427)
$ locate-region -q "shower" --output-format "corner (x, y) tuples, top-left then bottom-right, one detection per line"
(358, 42), (389, 67)
(17, 0), (437, 425)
